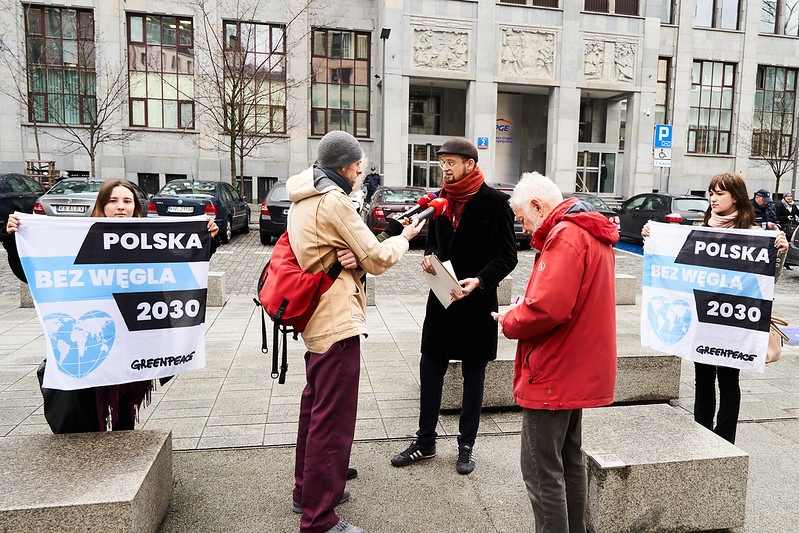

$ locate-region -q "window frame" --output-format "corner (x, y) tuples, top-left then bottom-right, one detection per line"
(222, 19), (287, 135)
(687, 60), (736, 155)
(126, 13), (195, 129)
(751, 65), (797, 159)
(24, 5), (96, 125)
(310, 28), (371, 138)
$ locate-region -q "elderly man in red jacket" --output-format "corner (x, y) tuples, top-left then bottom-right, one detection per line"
(494, 171), (618, 533)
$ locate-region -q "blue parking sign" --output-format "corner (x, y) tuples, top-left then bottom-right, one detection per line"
(654, 124), (672, 149)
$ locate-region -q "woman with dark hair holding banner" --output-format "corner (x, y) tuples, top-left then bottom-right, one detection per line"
(644, 172), (787, 443)
(2, 179), (220, 433)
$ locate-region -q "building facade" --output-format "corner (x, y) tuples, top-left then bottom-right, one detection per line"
(1, 0), (798, 202)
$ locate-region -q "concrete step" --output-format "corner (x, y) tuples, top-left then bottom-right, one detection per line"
(0, 430), (172, 533)
(582, 404), (748, 532)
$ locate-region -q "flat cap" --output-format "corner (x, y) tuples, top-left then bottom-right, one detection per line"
(436, 137), (478, 163)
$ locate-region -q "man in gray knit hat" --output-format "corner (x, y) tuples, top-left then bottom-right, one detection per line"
(286, 131), (423, 533)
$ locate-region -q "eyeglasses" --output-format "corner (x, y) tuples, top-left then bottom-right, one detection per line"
(438, 158), (469, 170)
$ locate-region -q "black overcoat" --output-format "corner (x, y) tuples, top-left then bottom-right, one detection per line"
(421, 183), (518, 362)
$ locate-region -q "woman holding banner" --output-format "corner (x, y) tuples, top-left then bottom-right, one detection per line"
(2, 179), (220, 433)
(643, 172), (787, 443)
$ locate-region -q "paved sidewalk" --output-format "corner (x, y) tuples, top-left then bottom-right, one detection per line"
(1, 233), (799, 531)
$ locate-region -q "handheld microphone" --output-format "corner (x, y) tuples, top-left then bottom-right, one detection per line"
(393, 192), (437, 220)
(411, 198), (448, 222)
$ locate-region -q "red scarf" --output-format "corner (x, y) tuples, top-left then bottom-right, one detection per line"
(439, 167), (485, 228)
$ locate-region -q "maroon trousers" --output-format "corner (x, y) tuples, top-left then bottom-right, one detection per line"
(293, 337), (360, 533)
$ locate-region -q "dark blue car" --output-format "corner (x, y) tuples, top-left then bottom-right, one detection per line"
(147, 180), (250, 243)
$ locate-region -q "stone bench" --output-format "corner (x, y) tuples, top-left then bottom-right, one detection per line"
(440, 336), (680, 410)
(0, 430), (173, 533)
(207, 271), (227, 307)
(582, 404), (748, 532)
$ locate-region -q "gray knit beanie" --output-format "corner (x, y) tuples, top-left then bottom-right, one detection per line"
(317, 130), (363, 170)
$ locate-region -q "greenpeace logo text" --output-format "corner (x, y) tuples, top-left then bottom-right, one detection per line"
(131, 351), (195, 370)
(695, 345), (756, 362)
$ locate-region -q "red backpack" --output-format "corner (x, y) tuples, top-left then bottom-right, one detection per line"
(255, 232), (343, 383)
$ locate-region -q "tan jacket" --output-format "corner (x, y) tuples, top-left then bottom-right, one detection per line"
(286, 166), (410, 353)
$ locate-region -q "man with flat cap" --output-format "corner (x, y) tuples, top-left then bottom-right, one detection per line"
(287, 130), (423, 533)
(391, 137), (517, 475)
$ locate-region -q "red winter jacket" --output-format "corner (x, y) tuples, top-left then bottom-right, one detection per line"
(502, 197), (619, 410)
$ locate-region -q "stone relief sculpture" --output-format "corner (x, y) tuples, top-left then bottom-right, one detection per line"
(412, 27), (470, 72)
(499, 27), (556, 79)
(584, 41), (605, 80)
(583, 37), (637, 84)
(614, 43), (635, 82)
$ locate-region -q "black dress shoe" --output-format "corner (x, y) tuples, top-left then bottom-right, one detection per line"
(347, 467), (358, 480)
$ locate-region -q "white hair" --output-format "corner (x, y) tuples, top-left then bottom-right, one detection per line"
(510, 172), (563, 216)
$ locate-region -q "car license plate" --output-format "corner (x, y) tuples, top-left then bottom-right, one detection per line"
(54, 205), (86, 213)
(167, 206), (194, 213)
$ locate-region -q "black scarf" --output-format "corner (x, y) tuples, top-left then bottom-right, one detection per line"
(316, 166), (352, 195)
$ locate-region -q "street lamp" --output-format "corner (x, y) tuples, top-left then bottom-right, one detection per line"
(379, 28), (390, 174)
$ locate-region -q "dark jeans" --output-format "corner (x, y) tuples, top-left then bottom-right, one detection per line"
(293, 337), (360, 533)
(520, 409), (586, 533)
(417, 354), (487, 448)
(694, 362), (740, 443)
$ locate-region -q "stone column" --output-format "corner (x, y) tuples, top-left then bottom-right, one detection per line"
(547, 85), (581, 191)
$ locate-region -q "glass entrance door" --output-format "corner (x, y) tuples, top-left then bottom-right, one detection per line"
(408, 143), (443, 190)
(575, 149), (616, 194)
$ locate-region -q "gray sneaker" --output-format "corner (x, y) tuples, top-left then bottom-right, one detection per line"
(292, 488), (350, 514)
(324, 520), (366, 533)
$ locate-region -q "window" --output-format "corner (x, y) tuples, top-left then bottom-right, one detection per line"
(696, 0), (740, 29)
(409, 90), (441, 135)
(585, 0), (639, 15)
(223, 21), (286, 134)
(499, 0), (560, 6)
(656, 58), (671, 125)
(761, 0), (799, 35)
(311, 29), (370, 137)
(688, 60), (735, 154)
(127, 14), (194, 128)
(752, 66), (797, 158)
(25, 6), (95, 124)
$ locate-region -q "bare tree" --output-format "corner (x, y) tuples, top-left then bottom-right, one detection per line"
(742, 90), (796, 195)
(0, 2), (43, 164)
(194, 0), (315, 193)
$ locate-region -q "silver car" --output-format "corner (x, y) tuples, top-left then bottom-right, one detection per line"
(35, 178), (148, 217)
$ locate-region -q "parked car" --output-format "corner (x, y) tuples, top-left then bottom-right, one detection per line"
(564, 192), (621, 230)
(616, 193), (709, 243)
(364, 186), (429, 240)
(1, 173), (45, 224)
(34, 178), (148, 217)
(260, 182), (291, 245)
(147, 180), (250, 243)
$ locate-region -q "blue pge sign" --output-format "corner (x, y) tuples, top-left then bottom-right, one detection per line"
(654, 124), (672, 149)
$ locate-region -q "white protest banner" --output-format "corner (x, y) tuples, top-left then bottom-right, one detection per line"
(641, 222), (778, 373)
(15, 213), (209, 389)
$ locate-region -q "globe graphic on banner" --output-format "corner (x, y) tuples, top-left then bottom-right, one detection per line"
(647, 296), (692, 345)
(43, 311), (116, 378)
